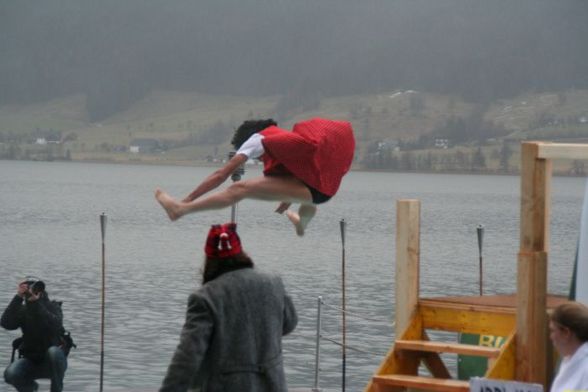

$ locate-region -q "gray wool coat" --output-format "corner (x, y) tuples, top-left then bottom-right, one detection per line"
(159, 268), (298, 392)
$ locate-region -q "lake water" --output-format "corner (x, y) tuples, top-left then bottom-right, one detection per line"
(0, 160), (585, 391)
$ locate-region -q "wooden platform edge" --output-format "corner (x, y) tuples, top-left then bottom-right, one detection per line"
(395, 339), (501, 358)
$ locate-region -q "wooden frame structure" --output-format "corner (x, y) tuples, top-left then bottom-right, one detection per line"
(365, 141), (588, 392)
(517, 142), (588, 384)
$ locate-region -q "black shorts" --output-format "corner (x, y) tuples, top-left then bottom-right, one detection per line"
(306, 184), (331, 205)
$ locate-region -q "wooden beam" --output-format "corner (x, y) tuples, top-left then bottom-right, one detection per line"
(412, 331), (452, 379)
(372, 375), (469, 392)
(536, 142), (588, 160)
(395, 199), (420, 337)
(516, 251), (548, 385)
(520, 142), (551, 253)
(517, 142), (551, 388)
(395, 339), (501, 358)
(419, 302), (516, 336)
(487, 333), (516, 379)
(363, 314), (423, 392)
(422, 351), (452, 379)
(365, 199), (421, 392)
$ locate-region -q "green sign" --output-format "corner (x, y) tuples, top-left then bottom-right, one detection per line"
(458, 333), (506, 379)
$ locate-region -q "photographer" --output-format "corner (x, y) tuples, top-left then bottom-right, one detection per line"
(1, 277), (67, 392)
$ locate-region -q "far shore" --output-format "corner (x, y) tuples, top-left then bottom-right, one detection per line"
(2, 156), (585, 178)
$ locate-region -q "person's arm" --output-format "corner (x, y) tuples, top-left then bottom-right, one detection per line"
(159, 293), (214, 392)
(182, 153), (248, 202)
(1, 282), (29, 330)
(1, 295), (24, 330)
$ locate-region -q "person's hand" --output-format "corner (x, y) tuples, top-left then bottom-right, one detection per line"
(17, 282), (28, 298)
(26, 289), (41, 302)
(275, 202), (291, 214)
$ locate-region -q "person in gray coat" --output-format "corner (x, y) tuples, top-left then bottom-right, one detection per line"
(159, 222), (298, 392)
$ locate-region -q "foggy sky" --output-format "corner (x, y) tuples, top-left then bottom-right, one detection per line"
(1, 0), (587, 120)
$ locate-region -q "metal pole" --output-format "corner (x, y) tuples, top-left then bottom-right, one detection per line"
(313, 296), (323, 392)
(477, 224), (484, 296)
(340, 219), (347, 392)
(99, 213), (107, 392)
(228, 151), (245, 223)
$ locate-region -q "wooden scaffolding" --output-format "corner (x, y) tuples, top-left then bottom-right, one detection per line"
(364, 142), (588, 392)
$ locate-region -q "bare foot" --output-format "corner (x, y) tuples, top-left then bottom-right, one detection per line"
(286, 210), (305, 236)
(155, 189), (183, 221)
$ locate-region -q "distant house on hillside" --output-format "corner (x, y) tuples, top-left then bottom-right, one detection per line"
(435, 138), (450, 149)
(377, 138), (400, 152)
(129, 138), (160, 153)
(46, 136), (61, 144)
(35, 129), (61, 145)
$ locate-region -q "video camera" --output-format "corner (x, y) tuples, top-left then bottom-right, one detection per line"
(23, 276), (45, 295)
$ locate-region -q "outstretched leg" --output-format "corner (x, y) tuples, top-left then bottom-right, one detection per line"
(156, 175), (313, 221)
(155, 189), (183, 221)
(286, 204), (317, 237)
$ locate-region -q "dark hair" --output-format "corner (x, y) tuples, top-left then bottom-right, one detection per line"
(231, 119), (277, 150)
(202, 252), (254, 284)
(550, 302), (588, 342)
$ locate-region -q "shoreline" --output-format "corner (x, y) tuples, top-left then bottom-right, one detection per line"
(2, 156), (586, 178)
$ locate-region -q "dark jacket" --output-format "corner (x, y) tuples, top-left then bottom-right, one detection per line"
(160, 268), (298, 392)
(1, 293), (64, 361)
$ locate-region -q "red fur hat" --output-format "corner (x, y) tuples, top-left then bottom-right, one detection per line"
(205, 223), (242, 258)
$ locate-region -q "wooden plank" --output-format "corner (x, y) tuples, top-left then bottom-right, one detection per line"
(420, 298), (516, 315)
(373, 375), (469, 392)
(364, 200), (421, 392)
(517, 142), (550, 389)
(520, 142), (551, 253)
(516, 251), (548, 385)
(395, 340), (501, 358)
(363, 314), (423, 392)
(421, 331), (452, 379)
(487, 333), (516, 379)
(422, 352), (452, 379)
(396, 199), (420, 337)
(536, 142), (588, 160)
(419, 302), (516, 336)
(391, 313), (423, 374)
(420, 294), (568, 310)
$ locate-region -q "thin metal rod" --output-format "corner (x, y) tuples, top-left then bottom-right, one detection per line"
(228, 151), (245, 223)
(100, 213), (107, 392)
(477, 225), (484, 296)
(340, 219), (347, 392)
(230, 204), (237, 223)
(313, 296), (323, 391)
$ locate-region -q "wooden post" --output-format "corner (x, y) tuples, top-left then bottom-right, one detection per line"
(520, 142), (551, 253)
(517, 142), (552, 386)
(396, 199), (421, 337)
(363, 200), (421, 392)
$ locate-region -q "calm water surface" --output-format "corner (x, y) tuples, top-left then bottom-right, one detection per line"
(0, 160), (585, 391)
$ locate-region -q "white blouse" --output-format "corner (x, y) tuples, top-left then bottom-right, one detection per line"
(236, 133), (265, 159)
(551, 342), (588, 392)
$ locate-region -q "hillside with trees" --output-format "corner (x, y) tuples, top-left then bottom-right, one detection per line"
(1, 89), (587, 175)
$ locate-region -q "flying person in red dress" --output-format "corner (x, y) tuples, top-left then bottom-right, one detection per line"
(155, 117), (355, 236)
